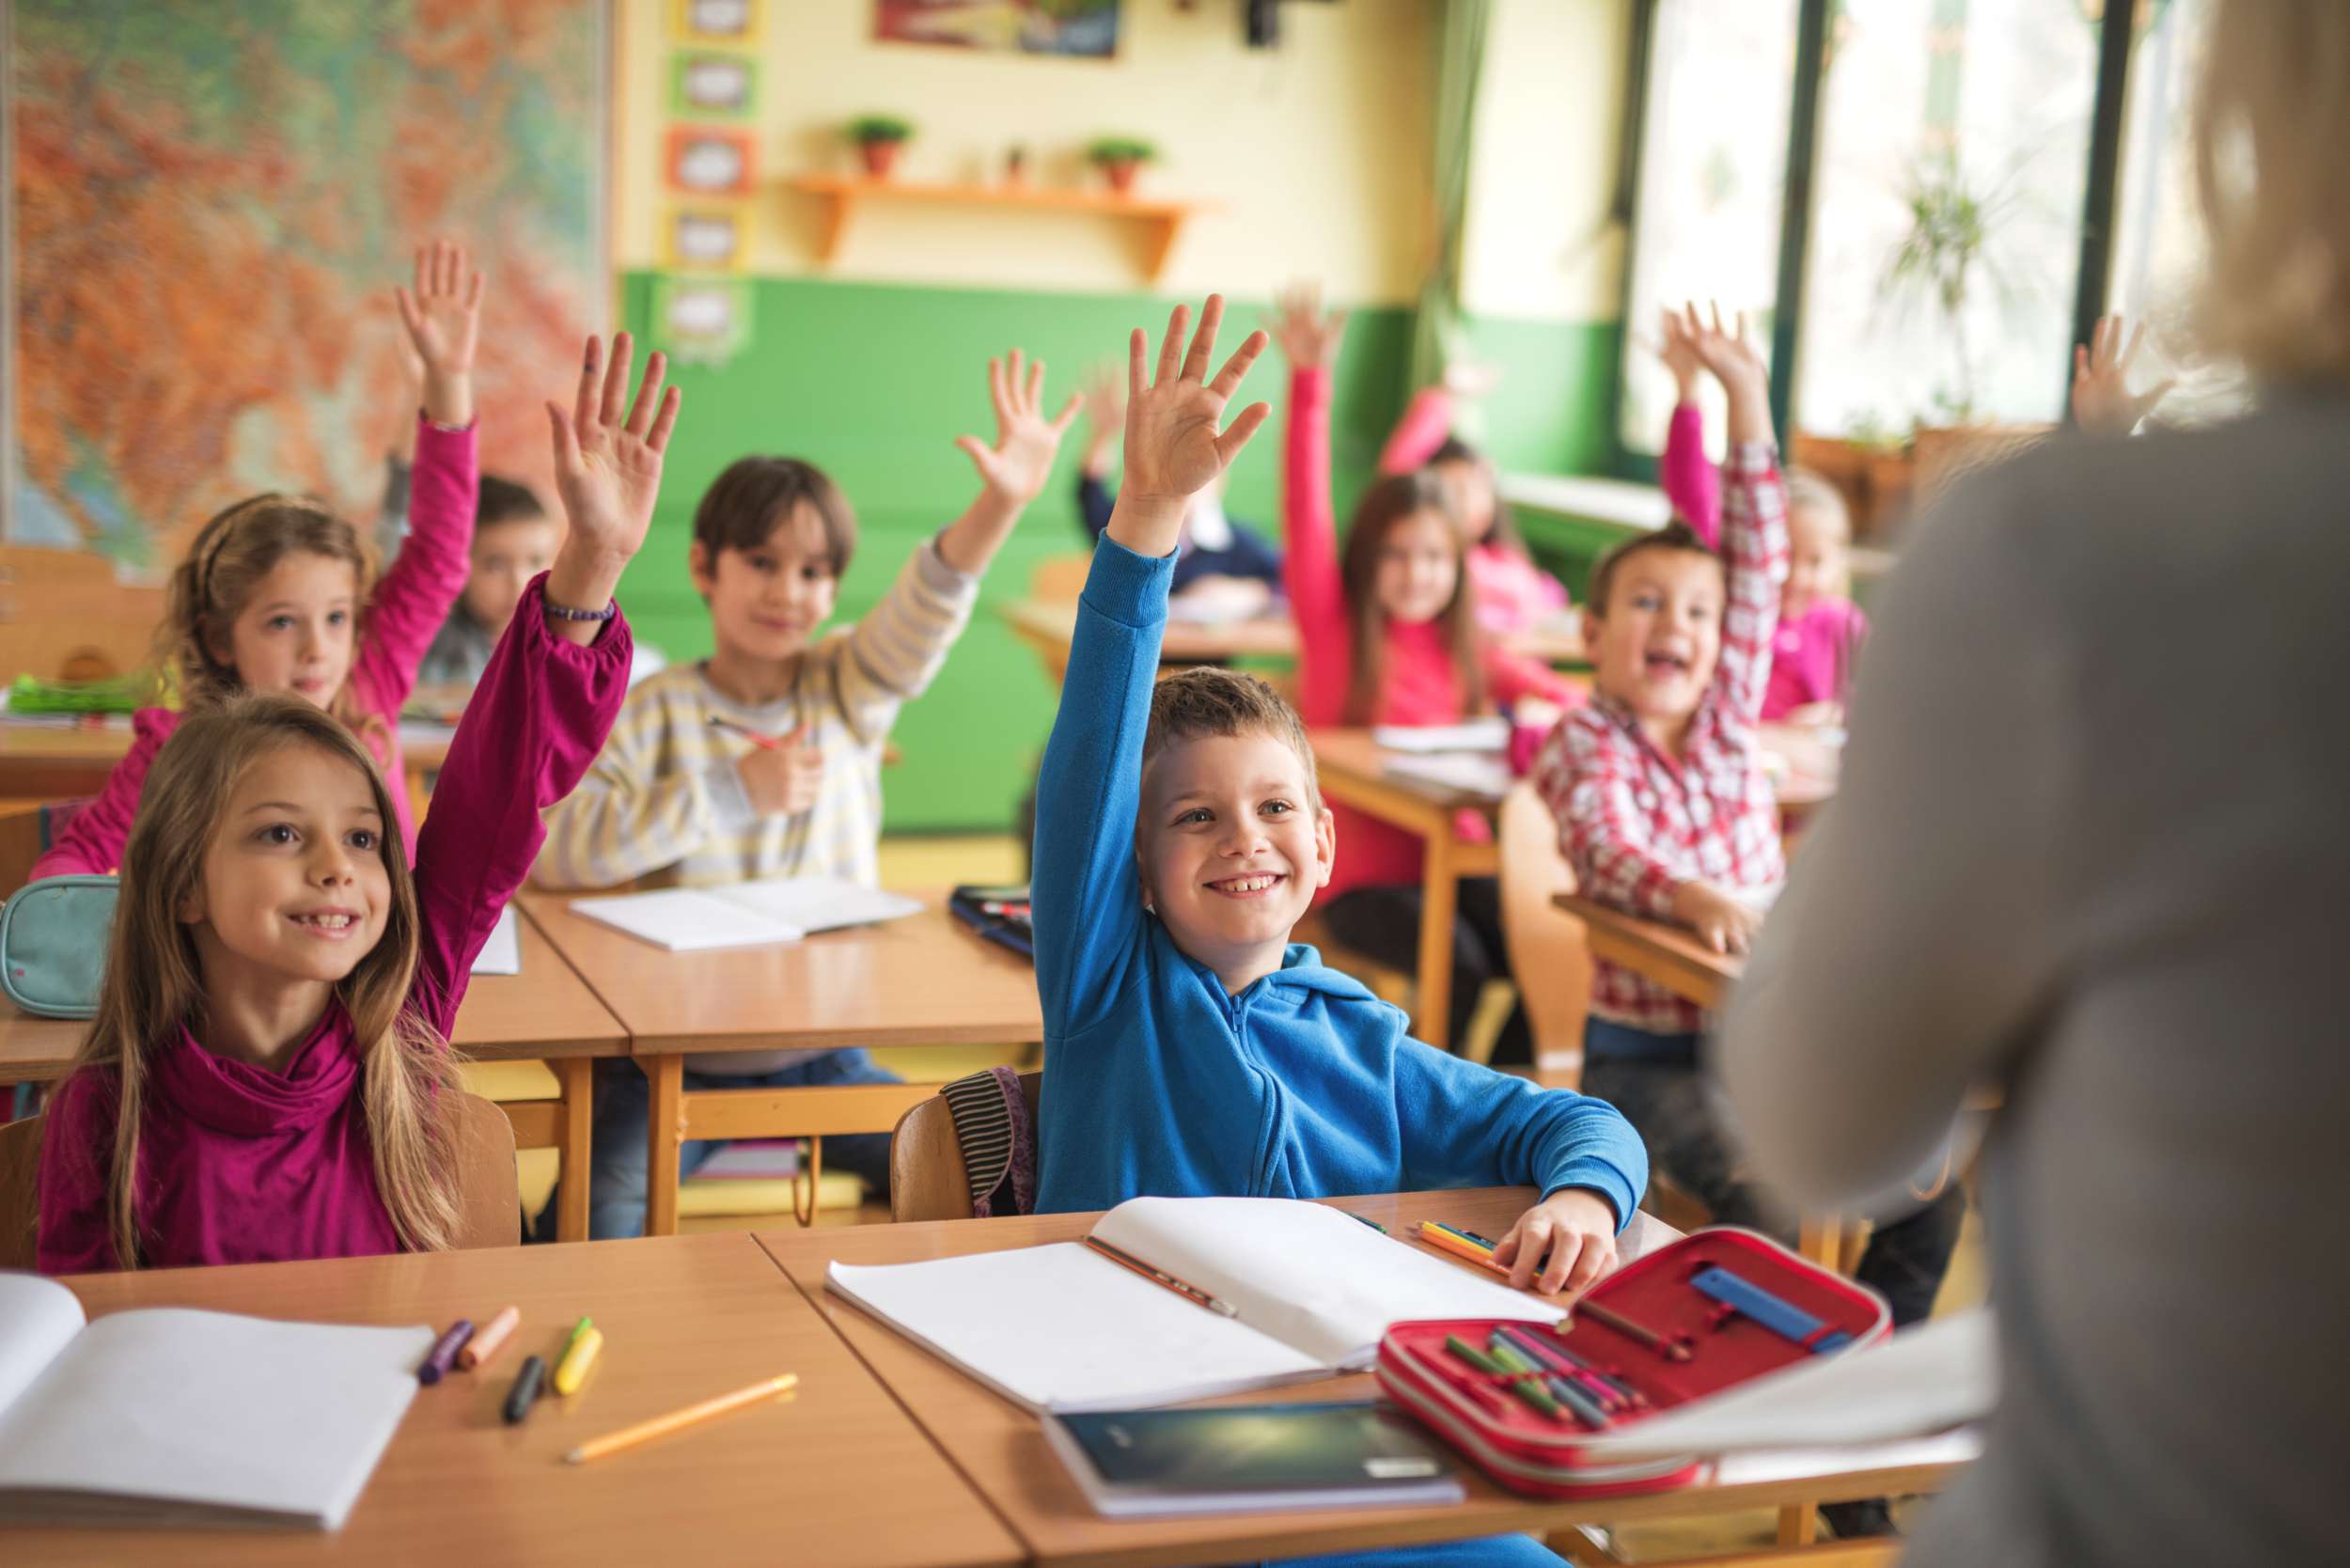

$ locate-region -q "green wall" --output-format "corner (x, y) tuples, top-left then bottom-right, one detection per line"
(614, 276), (1626, 831)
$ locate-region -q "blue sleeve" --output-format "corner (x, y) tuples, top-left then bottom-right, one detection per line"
(1076, 474), (1115, 542)
(1393, 1042), (1649, 1231)
(1029, 535), (1176, 1037)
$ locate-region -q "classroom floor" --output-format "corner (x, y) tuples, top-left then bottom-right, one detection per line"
(512, 832), (1990, 1560)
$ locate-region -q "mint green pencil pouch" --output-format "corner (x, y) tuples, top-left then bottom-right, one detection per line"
(0, 875), (118, 1019)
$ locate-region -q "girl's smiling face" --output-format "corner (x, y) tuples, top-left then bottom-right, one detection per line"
(1373, 509), (1463, 625)
(212, 552), (360, 708)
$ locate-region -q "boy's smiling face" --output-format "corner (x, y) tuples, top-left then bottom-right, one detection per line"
(1136, 729), (1335, 995)
(1585, 544), (1727, 732)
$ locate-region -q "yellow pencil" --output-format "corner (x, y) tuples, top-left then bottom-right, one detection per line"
(564, 1373), (798, 1465)
(552, 1324), (604, 1396)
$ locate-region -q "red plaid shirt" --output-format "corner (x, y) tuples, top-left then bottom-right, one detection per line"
(1534, 444), (1790, 1034)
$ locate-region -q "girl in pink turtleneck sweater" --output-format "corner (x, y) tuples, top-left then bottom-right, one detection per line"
(1272, 286), (1576, 1062)
(38, 335), (681, 1274)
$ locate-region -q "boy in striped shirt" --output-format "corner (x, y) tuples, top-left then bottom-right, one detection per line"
(535, 353), (1077, 1238)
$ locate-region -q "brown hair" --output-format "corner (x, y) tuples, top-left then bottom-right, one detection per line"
(1144, 666), (1320, 802)
(692, 456), (857, 575)
(59, 694), (462, 1269)
(475, 474), (548, 532)
(2191, 0), (2350, 385)
(1337, 471), (1489, 726)
(161, 494), (377, 729)
(1587, 521), (1723, 617)
(1428, 433), (1530, 556)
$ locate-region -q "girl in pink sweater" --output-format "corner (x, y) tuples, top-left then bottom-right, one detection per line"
(33, 241), (489, 879)
(37, 335), (680, 1273)
(1273, 285), (1576, 1061)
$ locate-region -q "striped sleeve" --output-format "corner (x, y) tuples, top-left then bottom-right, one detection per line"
(533, 677), (728, 890)
(824, 539), (980, 745)
(1713, 443), (1792, 727)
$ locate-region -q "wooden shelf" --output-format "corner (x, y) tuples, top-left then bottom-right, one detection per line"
(785, 173), (1210, 281)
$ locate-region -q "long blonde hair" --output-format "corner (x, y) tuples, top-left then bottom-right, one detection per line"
(2193, 0), (2350, 384)
(62, 694), (461, 1269)
(160, 494), (383, 734)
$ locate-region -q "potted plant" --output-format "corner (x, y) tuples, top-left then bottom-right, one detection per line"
(1086, 135), (1157, 195)
(847, 114), (914, 179)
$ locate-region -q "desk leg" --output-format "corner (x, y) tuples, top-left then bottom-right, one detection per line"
(1797, 1215), (1844, 1270)
(554, 1058), (593, 1245)
(1417, 833), (1459, 1052)
(1776, 1502), (1820, 1547)
(647, 1055), (685, 1238)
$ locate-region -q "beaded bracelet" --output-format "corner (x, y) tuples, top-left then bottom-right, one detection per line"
(542, 596), (618, 622)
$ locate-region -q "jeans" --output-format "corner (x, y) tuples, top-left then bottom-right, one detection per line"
(1321, 879), (1532, 1065)
(1582, 1020), (1964, 1327)
(533, 1050), (901, 1241)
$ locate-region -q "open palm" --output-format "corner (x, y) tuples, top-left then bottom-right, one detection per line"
(2072, 314), (2173, 436)
(1265, 281), (1347, 368)
(1123, 295), (1272, 509)
(957, 348), (1081, 504)
(546, 333), (681, 564)
(394, 238), (484, 379)
(1679, 301), (1767, 401)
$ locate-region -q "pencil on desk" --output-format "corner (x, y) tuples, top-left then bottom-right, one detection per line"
(1083, 1235), (1238, 1317)
(566, 1373), (799, 1465)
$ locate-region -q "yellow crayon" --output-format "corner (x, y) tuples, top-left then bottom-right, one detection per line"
(553, 1324), (603, 1395)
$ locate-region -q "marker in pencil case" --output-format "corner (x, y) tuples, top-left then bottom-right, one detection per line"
(1446, 1335), (1561, 1422)
(1486, 1333), (1606, 1429)
(1494, 1325), (1627, 1415)
(1689, 1264), (1854, 1354)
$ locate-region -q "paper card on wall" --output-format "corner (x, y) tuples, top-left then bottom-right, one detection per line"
(665, 208), (746, 270)
(673, 0), (760, 44)
(652, 275), (754, 367)
(875, 0), (1120, 58)
(666, 127), (756, 195)
(671, 53), (759, 119)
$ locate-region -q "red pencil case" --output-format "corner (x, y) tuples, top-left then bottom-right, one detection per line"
(1373, 1227), (1890, 1498)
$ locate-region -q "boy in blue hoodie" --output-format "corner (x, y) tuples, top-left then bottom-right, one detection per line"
(1032, 294), (1648, 1304)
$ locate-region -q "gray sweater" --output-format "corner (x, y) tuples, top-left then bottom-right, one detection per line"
(1718, 396), (2350, 1566)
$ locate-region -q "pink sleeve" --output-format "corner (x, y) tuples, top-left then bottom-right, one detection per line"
(1484, 643), (1575, 711)
(37, 1069), (120, 1274)
(1378, 385), (1455, 476)
(28, 710), (177, 879)
(1829, 600), (1870, 701)
(1282, 366), (1354, 725)
(404, 576), (634, 1039)
(351, 418), (477, 718)
(1661, 401), (1722, 548)
(1712, 445), (1793, 727)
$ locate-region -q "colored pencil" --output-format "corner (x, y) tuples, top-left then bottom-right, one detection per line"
(1447, 1334), (1562, 1421)
(1083, 1235), (1238, 1317)
(1574, 1298), (1694, 1362)
(566, 1373), (798, 1465)
(1488, 1334), (1606, 1429)
(708, 715), (784, 751)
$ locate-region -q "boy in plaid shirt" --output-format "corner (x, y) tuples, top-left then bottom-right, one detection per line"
(1533, 310), (1962, 1536)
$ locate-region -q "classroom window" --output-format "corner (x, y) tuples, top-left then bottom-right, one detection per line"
(1616, 0), (1802, 462)
(1792, 0), (2100, 438)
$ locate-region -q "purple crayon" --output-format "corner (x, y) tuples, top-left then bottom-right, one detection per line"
(418, 1319), (475, 1386)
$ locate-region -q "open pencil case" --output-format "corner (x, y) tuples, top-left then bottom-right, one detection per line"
(1374, 1227), (1889, 1498)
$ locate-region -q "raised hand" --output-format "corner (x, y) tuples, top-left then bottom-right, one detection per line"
(1650, 306), (1704, 402)
(1679, 301), (1773, 447)
(2072, 314), (2174, 436)
(542, 333), (681, 630)
(955, 349), (1082, 506)
(1264, 281), (1348, 368)
(1078, 363), (1126, 477)
(394, 238), (485, 427)
(1108, 295), (1271, 559)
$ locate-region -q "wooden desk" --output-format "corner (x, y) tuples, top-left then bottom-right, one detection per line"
(1310, 729), (1506, 1052)
(0, 716), (453, 819)
(1554, 895), (1741, 1014)
(521, 888), (1043, 1238)
(758, 1188), (1966, 1567)
(0, 904), (625, 1243)
(2, 1233), (1019, 1568)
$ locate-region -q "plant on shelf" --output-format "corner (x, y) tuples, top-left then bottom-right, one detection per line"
(846, 114), (914, 179)
(1878, 146), (2022, 428)
(1086, 135), (1158, 195)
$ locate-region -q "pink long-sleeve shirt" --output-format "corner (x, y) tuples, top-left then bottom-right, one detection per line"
(1378, 384), (1571, 635)
(31, 418), (478, 879)
(1660, 400), (1867, 718)
(36, 579), (633, 1274)
(1287, 367), (1574, 902)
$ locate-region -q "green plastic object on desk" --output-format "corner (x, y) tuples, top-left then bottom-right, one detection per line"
(5, 672), (147, 715)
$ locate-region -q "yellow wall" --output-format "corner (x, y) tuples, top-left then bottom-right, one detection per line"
(1462, 0), (1630, 323)
(616, 0), (1436, 304)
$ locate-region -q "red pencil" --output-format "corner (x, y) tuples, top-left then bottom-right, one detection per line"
(709, 715), (783, 751)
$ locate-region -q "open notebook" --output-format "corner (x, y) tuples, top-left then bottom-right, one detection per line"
(826, 1197), (1563, 1413)
(0, 1274), (429, 1530)
(568, 877), (924, 952)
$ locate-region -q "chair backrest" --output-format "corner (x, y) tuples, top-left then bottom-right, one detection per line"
(1027, 554), (1092, 602)
(1496, 782), (1591, 1089)
(890, 1071), (1042, 1223)
(0, 1090), (518, 1273)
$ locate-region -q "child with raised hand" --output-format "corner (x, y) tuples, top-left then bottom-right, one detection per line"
(1652, 304), (1865, 724)
(1375, 357), (1570, 635)
(1273, 281), (1578, 1062)
(35, 239), (488, 878)
(1033, 297), (1644, 1397)
(37, 335), (678, 1273)
(2071, 312), (2176, 435)
(535, 349), (1079, 1240)
(1532, 304), (1960, 1425)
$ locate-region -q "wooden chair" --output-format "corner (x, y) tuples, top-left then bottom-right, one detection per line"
(1495, 782), (1591, 1089)
(889, 1071), (1042, 1223)
(0, 1091), (519, 1272)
